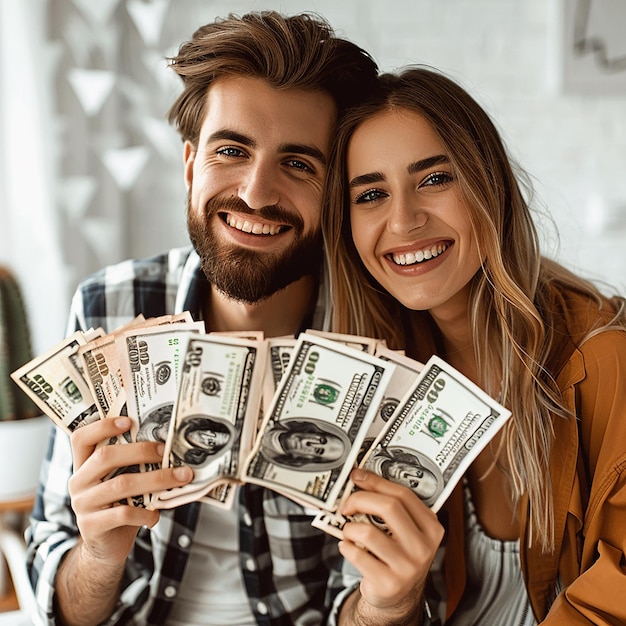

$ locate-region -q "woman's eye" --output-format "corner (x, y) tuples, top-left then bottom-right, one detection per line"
(353, 189), (387, 204)
(216, 146), (245, 158)
(420, 171), (453, 188)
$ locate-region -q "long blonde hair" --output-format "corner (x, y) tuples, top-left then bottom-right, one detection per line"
(322, 67), (626, 551)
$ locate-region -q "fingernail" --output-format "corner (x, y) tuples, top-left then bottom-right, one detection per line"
(173, 466), (192, 482)
(156, 443), (165, 455)
(115, 416), (130, 430)
(352, 468), (366, 481)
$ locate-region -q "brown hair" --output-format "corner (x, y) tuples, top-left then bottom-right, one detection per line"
(167, 11), (378, 146)
(323, 66), (626, 551)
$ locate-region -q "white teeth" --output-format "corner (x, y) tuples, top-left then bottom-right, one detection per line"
(392, 243), (448, 266)
(226, 215), (282, 235)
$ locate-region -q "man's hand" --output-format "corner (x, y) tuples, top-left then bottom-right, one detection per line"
(69, 416), (194, 565)
(337, 468), (444, 625)
(57, 416), (194, 626)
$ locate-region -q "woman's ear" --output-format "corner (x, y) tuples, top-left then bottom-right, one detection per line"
(183, 140), (195, 192)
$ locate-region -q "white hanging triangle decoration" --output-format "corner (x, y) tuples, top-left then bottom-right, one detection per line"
(141, 118), (180, 162)
(117, 75), (149, 109)
(68, 69), (116, 116)
(72, 0), (122, 26)
(92, 25), (122, 67)
(63, 13), (94, 67)
(81, 217), (121, 265)
(101, 146), (150, 191)
(126, 0), (170, 47)
(58, 176), (97, 220)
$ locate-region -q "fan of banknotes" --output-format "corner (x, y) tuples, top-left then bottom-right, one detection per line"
(11, 314), (511, 538)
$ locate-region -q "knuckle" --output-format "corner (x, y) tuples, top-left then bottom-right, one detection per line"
(343, 520), (378, 545)
(110, 471), (137, 494)
(70, 489), (87, 512)
(110, 503), (135, 525)
(70, 428), (89, 452)
(90, 444), (111, 465)
(375, 497), (401, 519)
(67, 473), (79, 494)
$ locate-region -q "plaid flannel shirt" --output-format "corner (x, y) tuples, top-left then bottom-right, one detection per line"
(26, 246), (360, 625)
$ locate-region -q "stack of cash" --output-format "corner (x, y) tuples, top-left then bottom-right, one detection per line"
(11, 316), (511, 537)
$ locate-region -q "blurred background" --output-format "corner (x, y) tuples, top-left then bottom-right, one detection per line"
(1, 0), (625, 354)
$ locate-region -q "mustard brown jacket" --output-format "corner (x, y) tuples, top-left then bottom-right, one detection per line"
(439, 285), (626, 624)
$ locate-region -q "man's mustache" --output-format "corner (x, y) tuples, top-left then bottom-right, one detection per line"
(205, 196), (303, 230)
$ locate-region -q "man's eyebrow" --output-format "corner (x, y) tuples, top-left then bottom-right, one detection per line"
(206, 129), (255, 147)
(278, 143), (327, 166)
(349, 155), (450, 189)
(204, 131), (326, 166)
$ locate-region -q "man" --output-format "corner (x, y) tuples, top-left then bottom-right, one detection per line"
(259, 418), (348, 470)
(370, 447), (442, 505)
(26, 12), (378, 626)
(173, 416), (234, 466)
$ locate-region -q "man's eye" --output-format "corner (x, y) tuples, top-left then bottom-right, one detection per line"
(216, 146), (245, 158)
(285, 159), (314, 173)
(353, 189), (387, 204)
(420, 171), (453, 188)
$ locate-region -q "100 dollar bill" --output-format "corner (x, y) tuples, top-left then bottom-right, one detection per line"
(117, 321), (204, 444)
(152, 333), (266, 508)
(116, 321), (203, 506)
(313, 354), (511, 538)
(78, 316), (149, 419)
(11, 329), (104, 433)
(243, 333), (396, 511)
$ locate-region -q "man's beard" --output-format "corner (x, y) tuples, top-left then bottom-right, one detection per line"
(187, 194), (323, 304)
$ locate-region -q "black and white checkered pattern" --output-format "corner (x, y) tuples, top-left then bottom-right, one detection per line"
(26, 246), (360, 625)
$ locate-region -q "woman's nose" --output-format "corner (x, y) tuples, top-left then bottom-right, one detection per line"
(386, 193), (428, 234)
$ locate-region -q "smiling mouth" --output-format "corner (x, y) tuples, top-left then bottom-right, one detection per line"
(223, 213), (288, 236)
(389, 242), (450, 266)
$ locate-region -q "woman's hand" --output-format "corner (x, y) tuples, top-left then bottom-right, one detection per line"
(338, 468), (444, 625)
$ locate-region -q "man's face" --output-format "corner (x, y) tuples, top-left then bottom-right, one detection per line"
(386, 460), (438, 500)
(185, 76), (337, 303)
(186, 427), (230, 453)
(282, 431), (345, 462)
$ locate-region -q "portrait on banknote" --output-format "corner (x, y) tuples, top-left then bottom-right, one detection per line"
(136, 403), (172, 444)
(258, 417), (350, 471)
(171, 415), (235, 466)
(366, 445), (444, 506)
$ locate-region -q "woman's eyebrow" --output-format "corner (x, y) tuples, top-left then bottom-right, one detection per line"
(407, 154), (449, 175)
(350, 154), (450, 188)
(349, 172), (385, 188)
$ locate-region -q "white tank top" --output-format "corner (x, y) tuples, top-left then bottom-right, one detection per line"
(448, 480), (536, 625)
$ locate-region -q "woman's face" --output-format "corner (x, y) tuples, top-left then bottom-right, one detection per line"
(347, 109), (483, 323)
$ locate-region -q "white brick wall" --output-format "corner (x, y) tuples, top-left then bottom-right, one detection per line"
(164, 0), (626, 292)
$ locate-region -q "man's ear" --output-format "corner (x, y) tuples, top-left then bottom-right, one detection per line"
(183, 140), (195, 192)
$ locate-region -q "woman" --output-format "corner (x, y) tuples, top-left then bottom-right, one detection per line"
(323, 67), (626, 624)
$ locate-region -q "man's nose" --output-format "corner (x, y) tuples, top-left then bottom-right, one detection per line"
(238, 161), (280, 209)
